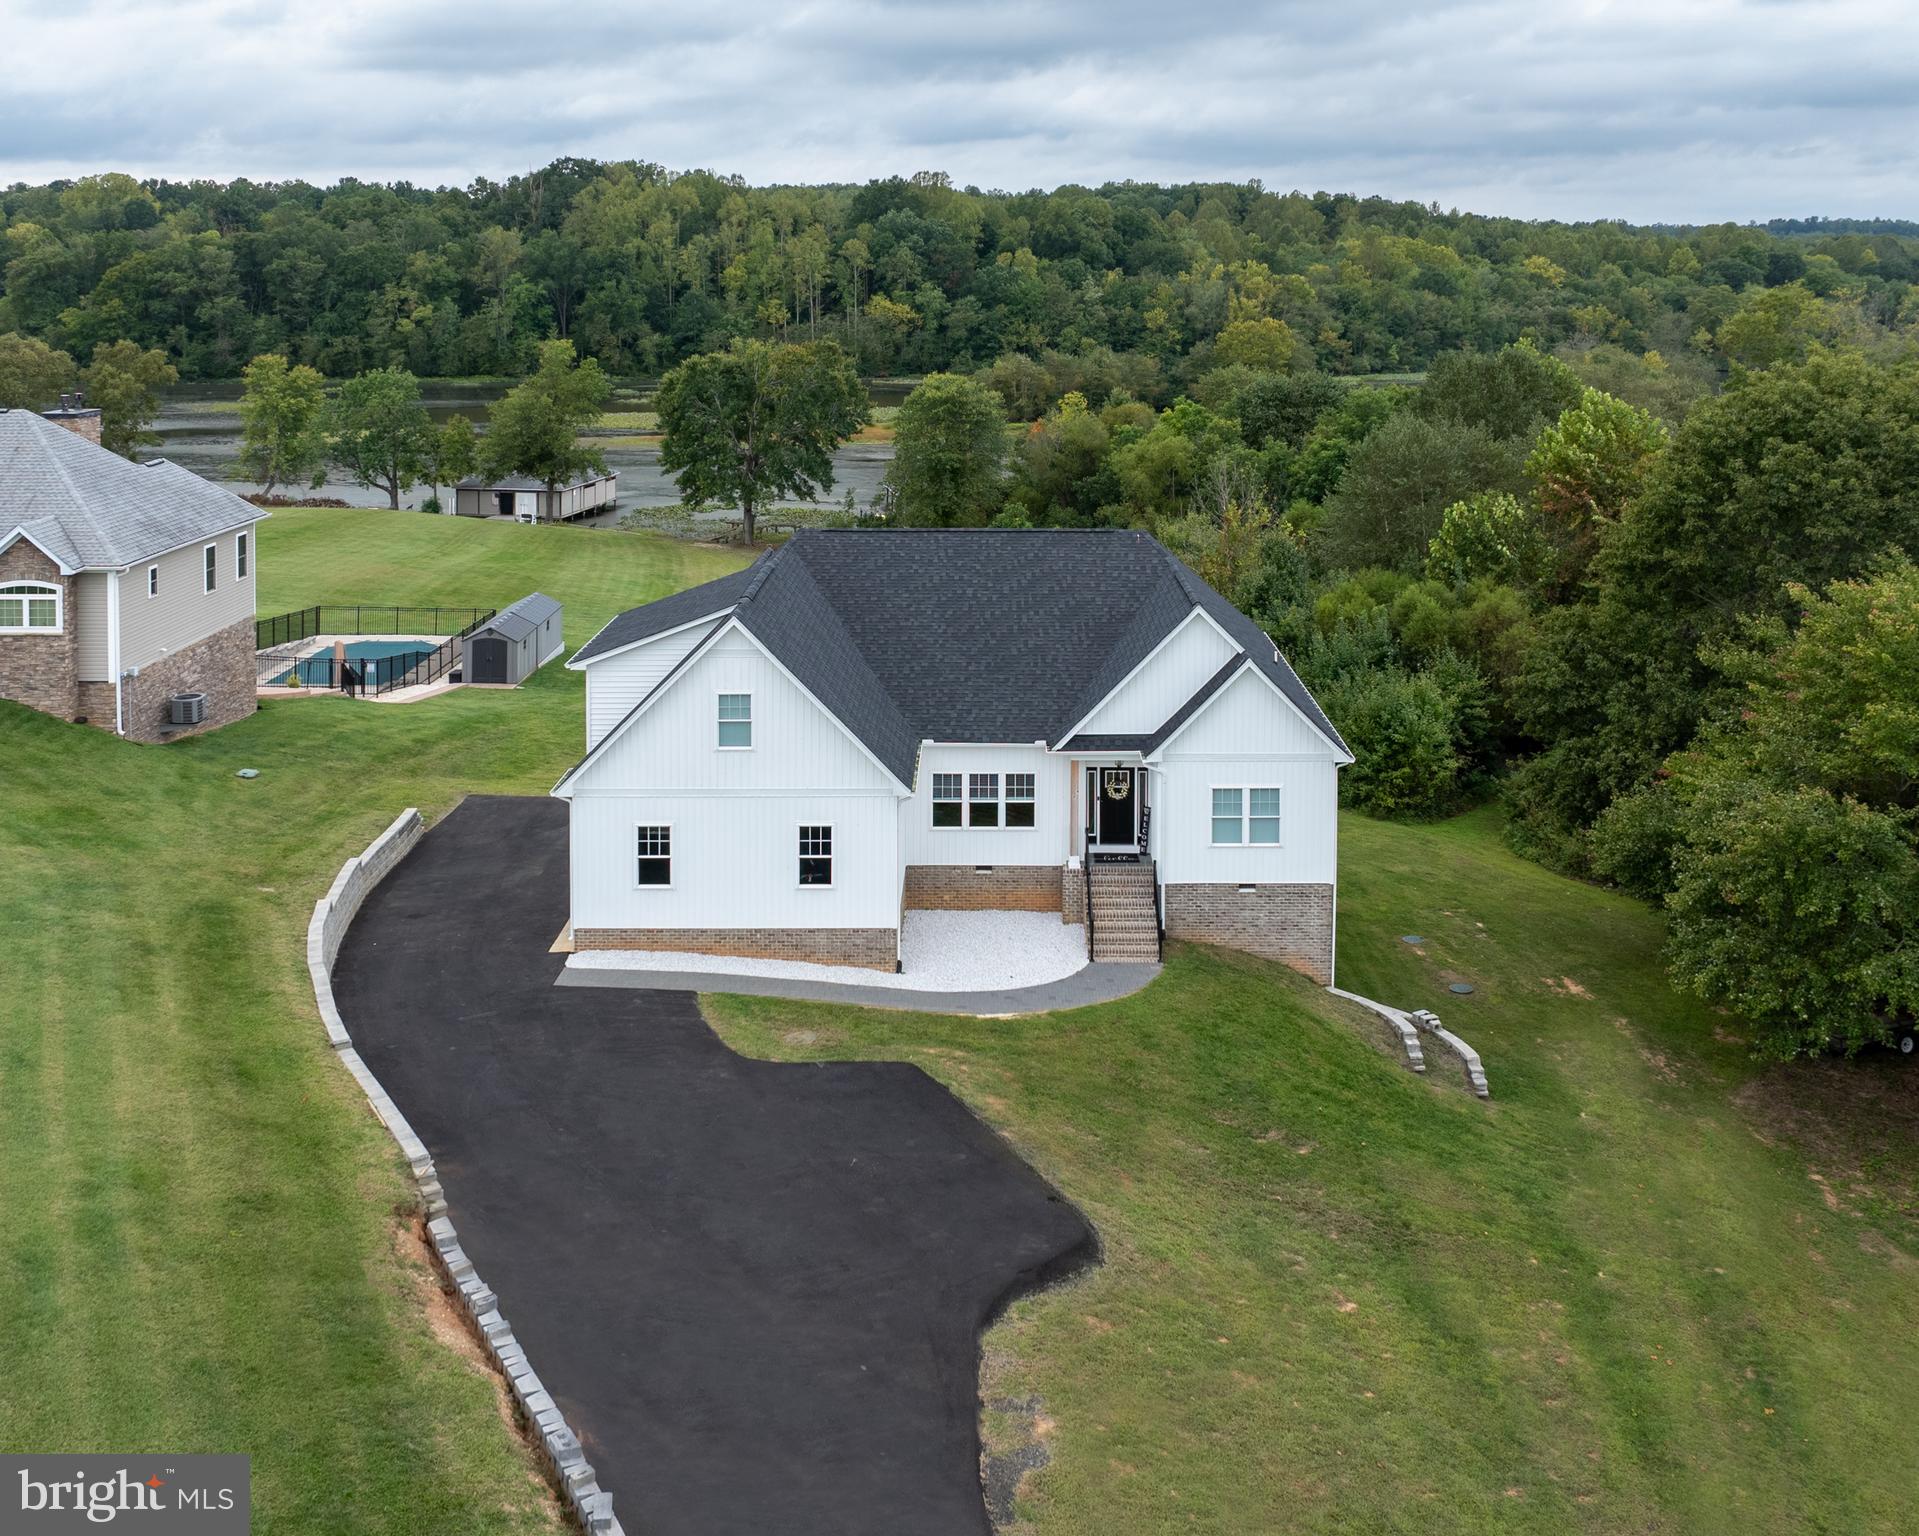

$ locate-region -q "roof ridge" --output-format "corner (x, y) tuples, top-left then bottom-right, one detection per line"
(734, 539), (791, 610)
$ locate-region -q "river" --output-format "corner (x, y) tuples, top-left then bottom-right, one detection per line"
(151, 378), (903, 525)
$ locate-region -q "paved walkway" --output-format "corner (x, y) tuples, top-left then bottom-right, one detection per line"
(559, 955), (1161, 1015)
(332, 796), (1096, 1536)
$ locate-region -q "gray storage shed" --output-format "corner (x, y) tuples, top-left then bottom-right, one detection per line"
(452, 473), (618, 523)
(463, 592), (564, 685)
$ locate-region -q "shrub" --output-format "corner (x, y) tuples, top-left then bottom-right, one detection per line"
(1319, 666), (1461, 819)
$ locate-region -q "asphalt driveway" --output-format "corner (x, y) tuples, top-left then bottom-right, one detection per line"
(332, 796), (1096, 1536)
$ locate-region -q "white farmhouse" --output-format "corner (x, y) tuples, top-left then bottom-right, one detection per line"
(554, 530), (1352, 980)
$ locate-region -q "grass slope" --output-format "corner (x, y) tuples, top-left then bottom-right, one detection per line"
(706, 810), (1919, 1535)
(0, 510), (746, 1532)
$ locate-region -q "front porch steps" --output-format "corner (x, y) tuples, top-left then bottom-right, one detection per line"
(1088, 860), (1161, 963)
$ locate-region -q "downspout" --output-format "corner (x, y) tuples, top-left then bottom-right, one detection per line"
(107, 565), (125, 736)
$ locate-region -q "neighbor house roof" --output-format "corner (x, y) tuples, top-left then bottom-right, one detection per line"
(455, 473), (614, 492)
(475, 590), (561, 643)
(0, 409), (264, 571)
(563, 529), (1348, 791)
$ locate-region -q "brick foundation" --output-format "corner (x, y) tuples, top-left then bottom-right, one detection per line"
(902, 864), (1063, 913)
(1061, 864), (1085, 924)
(573, 926), (899, 971)
(122, 615), (258, 743)
(1162, 882), (1335, 984)
(0, 541), (78, 721)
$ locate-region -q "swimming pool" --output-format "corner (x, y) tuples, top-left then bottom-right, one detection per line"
(274, 639), (437, 687)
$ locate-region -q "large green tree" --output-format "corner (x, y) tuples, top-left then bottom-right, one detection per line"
(1591, 564), (1919, 1058)
(82, 341), (177, 458)
(882, 373), (1009, 525)
(236, 352), (327, 496)
(0, 332), (76, 409)
(425, 415), (479, 507)
(656, 338), (866, 543)
(328, 367), (433, 508)
(480, 339), (610, 489)
(1317, 412), (1526, 570)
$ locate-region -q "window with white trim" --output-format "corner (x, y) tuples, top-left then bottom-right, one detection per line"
(968, 772), (1000, 827)
(147, 564), (159, 598)
(1005, 772), (1035, 827)
(932, 773), (963, 827)
(717, 692), (752, 748)
(0, 582), (60, 632)
(798, 825), (833, 886)
(636, 825), (672, 885)
(1211, 786), (1281, 845)
(236, 530), (248, 579)
(203, 543), (217, 593)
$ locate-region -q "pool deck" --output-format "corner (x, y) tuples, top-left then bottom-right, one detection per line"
(255, 633), (449, 698)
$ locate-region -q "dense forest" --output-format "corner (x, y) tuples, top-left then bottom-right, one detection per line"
(3, 161), (1917, 385)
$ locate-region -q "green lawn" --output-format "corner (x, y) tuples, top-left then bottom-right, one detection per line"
(707, 811), (1919, 1535)
(0, 510), (746, 1532)
(4, 507), (1913, 1535)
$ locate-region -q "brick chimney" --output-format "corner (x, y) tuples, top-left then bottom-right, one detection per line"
(44, 390), (104, 447)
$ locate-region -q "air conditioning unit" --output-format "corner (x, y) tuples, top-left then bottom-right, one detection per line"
(168, 691), (208, 726)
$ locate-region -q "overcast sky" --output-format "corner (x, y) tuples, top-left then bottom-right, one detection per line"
(4, 0), (1915, 223)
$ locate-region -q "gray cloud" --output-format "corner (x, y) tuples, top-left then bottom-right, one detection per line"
(1, 0), (1914, 222)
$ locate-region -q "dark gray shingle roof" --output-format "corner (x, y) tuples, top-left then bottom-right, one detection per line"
(476, 590), (561, 643)
(1, 409), (263, 569)
(565, 529), (1345, 790)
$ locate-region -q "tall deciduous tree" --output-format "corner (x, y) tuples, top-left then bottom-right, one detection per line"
(426, 415), (479, 507)
(1524, 387), (1667, 596)
(82, 341), (178, 458)
(480, 339), (610, 489)
(328, 367), (433, 508)
(882, 373), (1008, 525)
(237, 352), (327, 495)
(0, 332), (76, 409)
(656, 338), (866, 543)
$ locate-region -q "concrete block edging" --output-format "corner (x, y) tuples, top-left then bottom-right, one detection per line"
(1327, 985), (1493, 1098)
(308, 808), (625, 1536)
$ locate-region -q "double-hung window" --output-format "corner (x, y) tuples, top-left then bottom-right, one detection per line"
(636, 825), (672, 885)
(932, 773), (963, 827)
(933, 769), (1038, 829)
(203, 542), (217, 593)
(1211, 786), (1281, 845)
(968, 773), (1000, 827)
(798, 825), (833, 886)
(1005, 773), (1035, 828)
(0, 583), (60, 632)
(717, 693), (752, 748)
(147, 564), (159, 598)
(236, 530), (249, 579)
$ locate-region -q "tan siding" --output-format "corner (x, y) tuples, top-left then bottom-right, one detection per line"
(73, 572), (110, 680)
(118, 527), (259, 671)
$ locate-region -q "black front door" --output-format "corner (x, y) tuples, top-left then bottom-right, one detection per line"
(1096, 767), (1135, 847)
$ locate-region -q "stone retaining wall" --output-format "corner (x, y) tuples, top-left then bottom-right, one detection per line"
(573, 925), (898, 971)
(310, 808), (625, 1536)
(902, 864), (1064, 913)
(1162, 882), (1334, 984)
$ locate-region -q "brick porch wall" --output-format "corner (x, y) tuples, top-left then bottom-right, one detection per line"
(122, 615), (258, 743)
(0, 541), (78, 722)
(573, 927), (899, 971)
(1061, 864), (1085, 924)
(1162, 882), (1335, 985)
(902, 864), (1063, 913)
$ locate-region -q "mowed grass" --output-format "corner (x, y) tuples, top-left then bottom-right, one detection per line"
(706, 809), (1919, 1535)
(0, 510), (747, 1532)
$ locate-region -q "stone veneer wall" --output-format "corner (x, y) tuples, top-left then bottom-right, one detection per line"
(310, 809), (626, 1535)
(0, 541), (78, 722)
(902, 864), (1064, 913)
(1162, 882), (1335, 985)
(122, 614), (258, 742)
(574, 926), (899, 971)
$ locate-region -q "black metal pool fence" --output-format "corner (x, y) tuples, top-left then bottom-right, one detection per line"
(255, 604), (494, 651)
(260, 606), (496, 695)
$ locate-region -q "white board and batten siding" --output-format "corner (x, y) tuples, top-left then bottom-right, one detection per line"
(581, 618), (720, 750)
(1150, 668), (1342, 888)
(567, 625), (904, 933)
(1073, 612), (1238, 737)
(900, 744), (1071, 866)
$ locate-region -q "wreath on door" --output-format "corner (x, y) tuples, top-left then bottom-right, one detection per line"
(1103, 769), (1130, 799)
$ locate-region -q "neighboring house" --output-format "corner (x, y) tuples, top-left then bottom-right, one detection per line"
(452, 473), (618, 523)
(554, 529), (1353, 982)
(0, 406), (267, 741)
